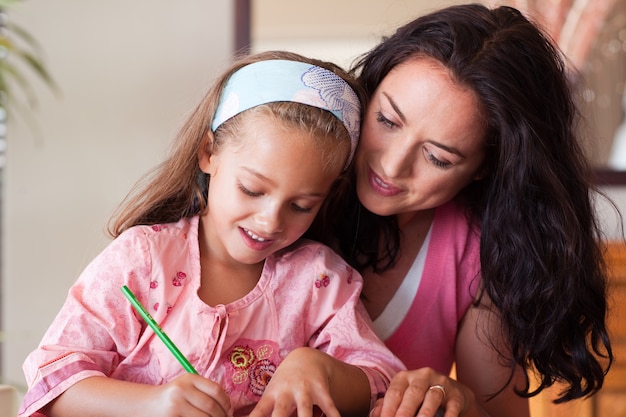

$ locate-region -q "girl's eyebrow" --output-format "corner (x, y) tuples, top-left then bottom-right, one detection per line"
(382, 92), (406, 123)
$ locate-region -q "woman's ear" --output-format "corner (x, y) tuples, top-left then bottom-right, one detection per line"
(473, 162), (490, 181)
(198, 132), (214, 174)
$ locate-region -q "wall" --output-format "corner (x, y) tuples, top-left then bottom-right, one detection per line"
(252, 0), (465, 68)
(1, 0), (234, 392)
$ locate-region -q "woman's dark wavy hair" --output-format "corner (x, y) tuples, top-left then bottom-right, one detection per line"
(332, 2), (614, 404)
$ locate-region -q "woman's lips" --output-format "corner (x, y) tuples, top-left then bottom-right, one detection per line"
(368, 168), (402, 197)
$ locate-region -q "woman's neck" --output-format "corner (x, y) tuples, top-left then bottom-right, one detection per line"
(396, 208), (436, 231)
(361, 208), (435, 319)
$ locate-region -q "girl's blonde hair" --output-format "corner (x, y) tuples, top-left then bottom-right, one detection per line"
(107, 50), (363, 237)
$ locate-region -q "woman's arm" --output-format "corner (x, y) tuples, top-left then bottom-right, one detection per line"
(370, 299), (530, 417)
(43, 374), (232, 417)
(454, 301), (530, 417)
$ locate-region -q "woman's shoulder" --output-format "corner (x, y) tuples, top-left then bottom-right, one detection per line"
(433, 199), (480, 240)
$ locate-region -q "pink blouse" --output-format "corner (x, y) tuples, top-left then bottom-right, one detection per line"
(384, 200), (482, 374)
(19, 216), (404, 417)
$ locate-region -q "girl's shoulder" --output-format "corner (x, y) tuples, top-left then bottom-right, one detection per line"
(269, 239), (358, 281)
(102, 216), (200, 271)
(119, 216), (199, 241)
(276, 239), (346, 263)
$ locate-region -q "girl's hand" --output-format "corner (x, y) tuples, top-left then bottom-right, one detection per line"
(369, 368), (477, 417)
(250, 347), (342, 417)
(44, 374), (233, 417)
(148, 373), (233, 417)
(251, 346), (373, 417)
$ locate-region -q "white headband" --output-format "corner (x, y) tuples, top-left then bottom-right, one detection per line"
(211, 59), (360, 168)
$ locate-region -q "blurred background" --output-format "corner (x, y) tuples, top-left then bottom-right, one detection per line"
(0, 0), (625, 415)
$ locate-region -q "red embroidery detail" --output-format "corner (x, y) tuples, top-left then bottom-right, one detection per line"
(315, 273), (330, 288)
(172, 271), (187, 286)
(38, 352), (74, 369)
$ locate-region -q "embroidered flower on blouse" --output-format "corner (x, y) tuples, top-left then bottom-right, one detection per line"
(345, 265), (353, 284)
(172, 271), (187, 286)
(230, 346), (256, 370)
(249, 359), (276, 396)
(226, 341), (280, 400)
(315, 273), (331, 288)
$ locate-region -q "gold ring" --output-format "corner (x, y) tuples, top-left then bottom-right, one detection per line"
(428, 384), (446, 401)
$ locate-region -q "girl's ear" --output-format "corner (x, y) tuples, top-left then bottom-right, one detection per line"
(198, 132), (214, 174)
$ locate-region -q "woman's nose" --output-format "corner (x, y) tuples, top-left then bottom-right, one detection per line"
(379, 142), (414, 178)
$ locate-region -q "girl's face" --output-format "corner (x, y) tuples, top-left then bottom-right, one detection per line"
(199, 114), (344, 266)
(355, 57), (487, 221)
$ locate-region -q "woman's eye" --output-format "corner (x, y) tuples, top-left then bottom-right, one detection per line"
(239, 184), (261, 197)
(426, 151), (452, 169)
(375, 111), (396, 129)
(291, 203), (313, 214)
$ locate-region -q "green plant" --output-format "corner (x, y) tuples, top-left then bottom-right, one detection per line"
(0, 0), (56, 129)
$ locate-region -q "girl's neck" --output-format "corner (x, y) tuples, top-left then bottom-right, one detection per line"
(197, 220), (264, 307)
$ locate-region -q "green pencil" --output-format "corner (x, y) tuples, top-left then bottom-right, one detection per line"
(121, 285), (198, 374)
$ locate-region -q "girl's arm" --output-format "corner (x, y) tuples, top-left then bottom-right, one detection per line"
(43, 374), (232, 417)
(250, 347), (371, 417)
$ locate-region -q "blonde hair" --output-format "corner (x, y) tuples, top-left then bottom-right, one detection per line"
(107, 51), (363, 237)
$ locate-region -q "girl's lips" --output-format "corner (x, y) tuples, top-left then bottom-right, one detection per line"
(240, 227), (273, 251)
(368, 168), (402, 197)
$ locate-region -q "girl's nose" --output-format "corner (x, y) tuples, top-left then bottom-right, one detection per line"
(254, 203), (284, 234)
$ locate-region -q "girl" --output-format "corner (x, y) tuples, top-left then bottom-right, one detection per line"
(19, 50), (404, 417)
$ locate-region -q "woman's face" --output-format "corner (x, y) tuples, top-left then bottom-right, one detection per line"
(355, 57), (487, 220)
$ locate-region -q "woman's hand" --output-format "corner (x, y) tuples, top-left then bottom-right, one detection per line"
(250, 347), (371, 417)
(369, 368), (478, 417)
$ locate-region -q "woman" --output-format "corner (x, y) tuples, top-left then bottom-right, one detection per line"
(315, 3), (614, 417)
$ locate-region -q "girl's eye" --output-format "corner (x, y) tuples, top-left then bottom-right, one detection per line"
(239, 184), (261, 197)
(425, 150), (452, 169)
(240, 183), (314, 213)
(375, 111), (396, 129)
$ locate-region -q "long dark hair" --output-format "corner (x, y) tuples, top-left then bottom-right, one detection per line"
(339, 3), (614, 403)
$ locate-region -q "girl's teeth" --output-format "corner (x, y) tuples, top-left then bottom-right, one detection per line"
(246, 229), (267, 242)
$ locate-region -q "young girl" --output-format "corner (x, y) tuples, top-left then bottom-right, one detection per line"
(18, 51), (404, 417)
